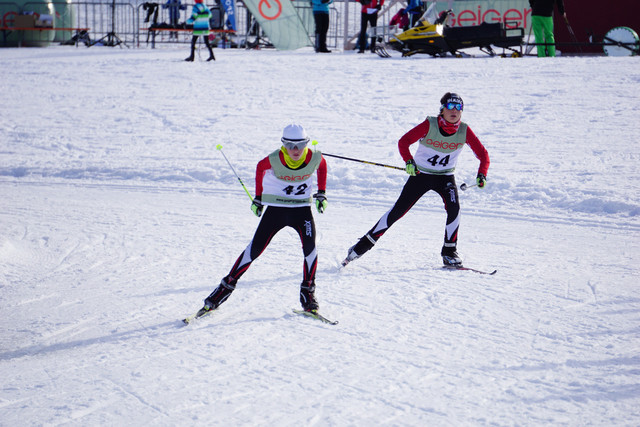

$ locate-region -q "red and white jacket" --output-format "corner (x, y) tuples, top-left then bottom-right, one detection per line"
(398, 116), (490, 176)
(358, 0), (384, 14)
(255, 149), (327, 207)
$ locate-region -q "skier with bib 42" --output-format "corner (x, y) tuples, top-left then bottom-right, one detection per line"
(343, 93), (490, 268)
(199, 124), (328, 316)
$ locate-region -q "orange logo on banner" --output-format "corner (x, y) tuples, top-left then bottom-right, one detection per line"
(258, 0), (282, 20)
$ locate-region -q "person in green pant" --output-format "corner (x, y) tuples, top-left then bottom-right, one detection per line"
(529, 0), (566, 57)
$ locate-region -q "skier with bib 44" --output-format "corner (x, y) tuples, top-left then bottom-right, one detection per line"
(343, 93), (490, 268)
(198, 124), (328, 317)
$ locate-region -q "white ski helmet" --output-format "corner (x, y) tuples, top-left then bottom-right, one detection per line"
(281, 124), (310, 145)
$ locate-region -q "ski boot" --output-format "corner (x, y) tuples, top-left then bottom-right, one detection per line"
(342, 233), (376, 266)
(441, 245), (462, 267)
(203, 277), (236, 310)
(300, 281), (319, 313)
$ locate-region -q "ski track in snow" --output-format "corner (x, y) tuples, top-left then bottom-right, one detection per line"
(1, 47), (639, 426)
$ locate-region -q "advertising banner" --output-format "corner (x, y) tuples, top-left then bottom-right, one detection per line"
(242, 0), (312, 50)
(222, 0), (236, 31)
(446, 0), (531, 29)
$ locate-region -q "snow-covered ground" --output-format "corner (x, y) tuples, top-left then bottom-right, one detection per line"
(1, 46), (639, 426)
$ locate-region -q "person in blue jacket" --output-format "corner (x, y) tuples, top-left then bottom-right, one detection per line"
(405, 0), (423, 27)
(164, 0), (186, 26)
(311, 0), (333, 53)
(163, 0), (186, 39)
(185, 0), (215, 62)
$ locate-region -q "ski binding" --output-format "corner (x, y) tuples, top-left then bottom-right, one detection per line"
(183, 307), (216, 324)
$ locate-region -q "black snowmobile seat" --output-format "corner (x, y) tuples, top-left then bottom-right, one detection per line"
(443, 22), (523, 51)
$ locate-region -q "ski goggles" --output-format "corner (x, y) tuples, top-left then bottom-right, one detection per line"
(282, 140), (308, 150)
(444, 102), (463, 111)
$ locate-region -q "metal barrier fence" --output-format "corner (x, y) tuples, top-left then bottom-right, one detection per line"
(1, 1), (137, 46)
(1, 0), (401, 49)
(135, 2), (345, 50)
(77, 1), (137, 46)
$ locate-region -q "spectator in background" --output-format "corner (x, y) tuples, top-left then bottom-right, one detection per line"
(529, 0), (566, 57)
(389, 7), (409, 31)
(357, 0), (384, 53)
(185, 0), (215, 61)
(405, 0), (423, 27)
(163, 0), (186, 39)
(311, 0), (333, 53)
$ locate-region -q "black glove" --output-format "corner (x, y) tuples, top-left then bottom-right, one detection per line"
(476, 173), (486, 189)
(251, 196), (263, 217)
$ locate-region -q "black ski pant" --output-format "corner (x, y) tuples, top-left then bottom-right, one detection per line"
(189, 35), (214, 58)
(313, 11), (330, 51)
(353, 173), (460, 256)
(358, 12), (378, 52)
(224, 206), (318, 285)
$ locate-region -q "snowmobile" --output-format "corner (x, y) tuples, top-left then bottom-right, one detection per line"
(373, 2), (524, 58)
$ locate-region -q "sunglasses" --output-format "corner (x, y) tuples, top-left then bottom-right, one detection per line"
(444, 102), (463, 111)
(283, 141), (308, 150)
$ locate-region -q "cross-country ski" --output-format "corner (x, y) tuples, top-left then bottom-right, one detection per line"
(292, 309), (339, 325)
(443, 266), (498, 275)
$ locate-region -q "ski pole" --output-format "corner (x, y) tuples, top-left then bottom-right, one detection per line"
(525, 21), (535, 55)
(322, 152), (405, 171)
(216, 144), (253, 201)
(460, 182), (477, 191)
(564, 16), (582, 53)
